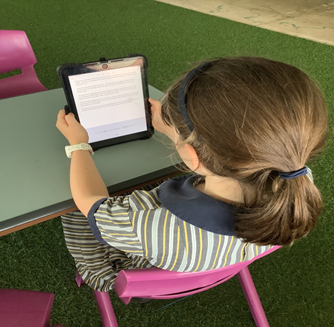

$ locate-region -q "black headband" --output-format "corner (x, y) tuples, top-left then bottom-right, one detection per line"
(177, 61), (215, 132)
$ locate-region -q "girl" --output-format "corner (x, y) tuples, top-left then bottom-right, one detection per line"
(56, 56), (328, 292)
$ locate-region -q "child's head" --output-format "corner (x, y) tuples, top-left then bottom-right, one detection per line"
(154, 56), (329, 246)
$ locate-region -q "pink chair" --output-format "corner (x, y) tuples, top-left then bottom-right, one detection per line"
(76, 246), (281, 327)
(0, 289), (64, 327)
(0, 30), (48, 100)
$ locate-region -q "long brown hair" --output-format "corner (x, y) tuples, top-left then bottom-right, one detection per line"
(160, 57), (329, 246)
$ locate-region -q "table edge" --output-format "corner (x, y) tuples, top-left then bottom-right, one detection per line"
(0, 165), (182, 236)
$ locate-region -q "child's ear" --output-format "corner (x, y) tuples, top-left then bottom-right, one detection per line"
(184, 144), (202, 171)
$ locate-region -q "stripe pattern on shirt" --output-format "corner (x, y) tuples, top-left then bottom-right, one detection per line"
(125, 188), (271, 271)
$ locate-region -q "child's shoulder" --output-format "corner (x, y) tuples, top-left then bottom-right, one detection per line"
(129, 185), (162, 210)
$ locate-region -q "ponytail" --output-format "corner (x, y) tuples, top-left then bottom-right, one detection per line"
(234, 172), (322, 245)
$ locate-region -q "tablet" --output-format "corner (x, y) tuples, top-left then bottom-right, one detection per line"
(57, 54), (153, 150)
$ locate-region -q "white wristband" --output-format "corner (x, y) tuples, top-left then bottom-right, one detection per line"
(65, 143), (94, 158)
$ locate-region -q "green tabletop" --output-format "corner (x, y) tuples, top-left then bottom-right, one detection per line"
(0, 86), (181, 233)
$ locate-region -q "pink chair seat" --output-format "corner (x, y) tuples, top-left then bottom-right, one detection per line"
(76, 246), (281, 327)
(0, 289), (63, 327)
(0, 30), (47, 100)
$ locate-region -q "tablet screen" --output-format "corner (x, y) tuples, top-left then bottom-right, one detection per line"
(68, 64), (147, 143)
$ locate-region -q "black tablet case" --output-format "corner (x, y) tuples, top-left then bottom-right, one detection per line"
(57, 54), (153, 150)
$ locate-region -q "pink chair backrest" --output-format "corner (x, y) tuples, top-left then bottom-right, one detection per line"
(114, 246), (280, 301)
(0, 30), (37, 74)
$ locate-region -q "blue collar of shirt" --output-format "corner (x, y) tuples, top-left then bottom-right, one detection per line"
(157, 174), (238, 236)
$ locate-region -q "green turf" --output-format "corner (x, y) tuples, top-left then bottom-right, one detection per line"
(1, 0), (333, 326)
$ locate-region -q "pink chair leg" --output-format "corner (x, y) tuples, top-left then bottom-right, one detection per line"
(93, 291), (119, 327)
(237, 267), (269, 327)
(76, 271), (85, 287)
(75, 271), (118, 326)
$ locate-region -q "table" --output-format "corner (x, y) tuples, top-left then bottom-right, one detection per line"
(0, 86), (181, 236)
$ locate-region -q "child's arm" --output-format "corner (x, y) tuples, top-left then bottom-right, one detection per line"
(69, 150), (109, 216)
(56, 110), (109, 217)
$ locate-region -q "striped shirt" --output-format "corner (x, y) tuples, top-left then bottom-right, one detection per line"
(87, 174), (272, 272)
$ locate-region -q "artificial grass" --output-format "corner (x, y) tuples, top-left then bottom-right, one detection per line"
(1, 0), (333, 326)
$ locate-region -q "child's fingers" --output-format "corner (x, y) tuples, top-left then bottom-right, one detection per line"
(56, 109), (67, 128)
(149, 98), (161, 105)
(149, 98), (158, 111)
(64, 112), (77, 125)
(57, 109), (65, 120)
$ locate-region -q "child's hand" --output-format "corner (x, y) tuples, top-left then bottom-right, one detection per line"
(149, 98), (163, 132)
(56, 109), (89, 145)
(149, 98), (177, 142)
